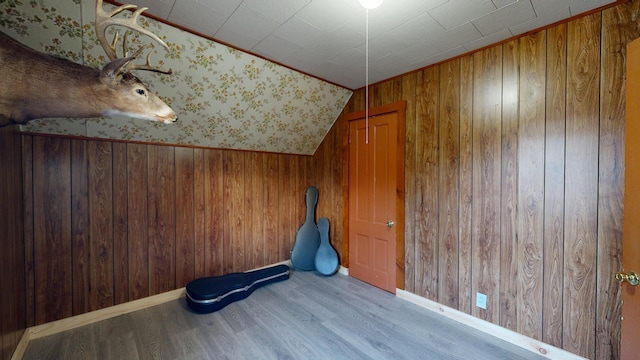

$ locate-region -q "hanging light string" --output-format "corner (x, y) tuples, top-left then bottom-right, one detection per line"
(365, 8), (369, 144)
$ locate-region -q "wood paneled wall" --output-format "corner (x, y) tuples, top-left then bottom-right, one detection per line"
(0, 126), (26, 360)
(21, 137), (319, 325)
(312, 2), (639, 359)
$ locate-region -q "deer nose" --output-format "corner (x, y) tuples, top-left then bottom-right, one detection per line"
(160, 115), (177, 124)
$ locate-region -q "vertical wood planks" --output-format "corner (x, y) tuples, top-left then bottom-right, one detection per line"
(222, 151), (233, 274)
(318, 129), (332, 258)
(415, 68), (440, 299)
(70, 139), (89, 314)
(471, 45), (502, 322)
(193, 148), (206, 279)
(516, 32), (545, 339)
(354, 85), (366, 110)
(264, 155), (280, 265)
(563, 13), (600, 357)
(112, 142), (129, 305)
(500, 39), (519, 332)
(312, 123), (342, 266)
(373, 79), (394, 107)
(88, 140), (114, 310)
(542, 23), (567, 349)
(458, 55), (474, 315)
(315, 128), (330, 242)
(127, 144), (149, 301)
(148, 145), (176, 295)
(402, 72), (417, 294)
(329, 123), (343, 263)
(175, 147), (195, 288)
(33, 137), (72, 323)
(246, 152), (265, 269)
(226, 151), (245, 273)
(23, 137), (314, 326)
(438, 59), (460, 309)
(204, 149), (223, 276)
(290, 154), (302, 256)
(0, 128), (25, 360)
(22, 136), (35, 328)
(278, 154), (292, 261)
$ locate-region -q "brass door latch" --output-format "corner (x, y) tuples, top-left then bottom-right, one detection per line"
(616, 271), (639, 286)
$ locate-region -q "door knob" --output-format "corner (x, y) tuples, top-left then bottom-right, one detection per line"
(386, 220), (395, 228)
(615, 271), (639, 286)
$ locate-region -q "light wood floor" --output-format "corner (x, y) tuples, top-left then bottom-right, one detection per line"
(22, 270), (546, 359)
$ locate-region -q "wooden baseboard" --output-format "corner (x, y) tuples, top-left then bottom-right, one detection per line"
(11, 287), (185, 360)
(395, 289), (587, 360)
(10, 330), (30, 360)
(12, 260), (292, 360)
(31, 288), (186, 340)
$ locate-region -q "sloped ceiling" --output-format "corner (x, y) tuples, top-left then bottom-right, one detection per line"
(2, 0), (352, 155)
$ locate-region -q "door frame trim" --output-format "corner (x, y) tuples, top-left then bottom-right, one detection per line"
(342, 101), (406, 290)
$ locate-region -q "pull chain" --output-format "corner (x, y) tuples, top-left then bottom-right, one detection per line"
(365, 8), (369, 144)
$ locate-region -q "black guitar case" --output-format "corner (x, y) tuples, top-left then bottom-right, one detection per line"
(185, 264), (290, 313)
(290, 186), (321, 270)
(315, 217), (339, 275)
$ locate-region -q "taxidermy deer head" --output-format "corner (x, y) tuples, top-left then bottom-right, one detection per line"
(0, 0), (177, 127)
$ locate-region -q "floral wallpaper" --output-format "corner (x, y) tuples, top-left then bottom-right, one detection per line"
(0, 0), (352, 155)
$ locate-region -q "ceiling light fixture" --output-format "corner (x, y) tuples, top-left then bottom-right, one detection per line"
(359, 0), (383, 9)
(360, 0), (382, 143)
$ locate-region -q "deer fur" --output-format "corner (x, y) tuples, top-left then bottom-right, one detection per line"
(0, 31), (177, 127)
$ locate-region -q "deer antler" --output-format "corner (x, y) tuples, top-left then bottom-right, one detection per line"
(95, 0), (172, 74)
(122, 31), (172, 74)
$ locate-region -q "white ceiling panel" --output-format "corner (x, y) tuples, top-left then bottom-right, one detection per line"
(313, 25), (365, 56)
(124, 0), (618, 89)
(428, 0), (497, 30)
(125, 0), (176, 18)
(272, 16), (324, 48)
(463, 28), (514, 51)
(213, 5), (280, 49)
(166, 0), (227, 35)
(241, 0), (311, 23)
(385, 12), (444, 46)
(367, 33), (412, 60)
(493, 0), (519, 7)
(472, 0), (537, 36)
(410, 45), (468, 69)
(569, 0), (616, 15)
(253, 35), (302, 61)
(296, 0), (361, 33)
(432, 22), (484, 52)
(396, 38), (444, 63)
(194, 0), (242, 16)
(510, 2), (571, 36)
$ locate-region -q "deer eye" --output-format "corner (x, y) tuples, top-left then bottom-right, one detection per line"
(136, 89), (145, 96)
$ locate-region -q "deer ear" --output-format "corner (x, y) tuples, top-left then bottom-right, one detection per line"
(101, 56), (136, 82)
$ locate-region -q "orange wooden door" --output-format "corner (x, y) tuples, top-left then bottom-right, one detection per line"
(621, 37), (640, 359)
(348, 112), (397, 293)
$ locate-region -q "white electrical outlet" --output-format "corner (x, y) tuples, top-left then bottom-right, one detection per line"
(476, 293), (487, 309)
